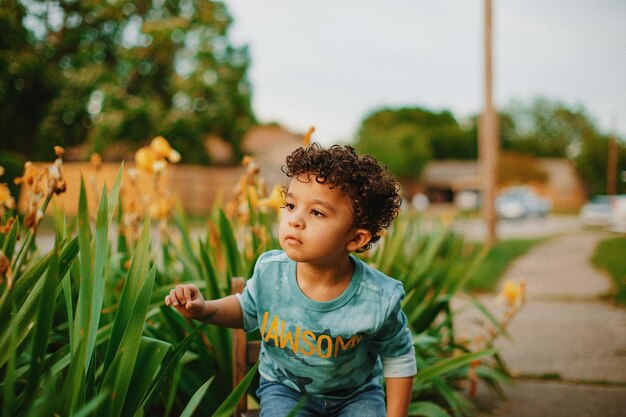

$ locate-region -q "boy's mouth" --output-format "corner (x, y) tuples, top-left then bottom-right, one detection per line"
(284, 234), (302, 245)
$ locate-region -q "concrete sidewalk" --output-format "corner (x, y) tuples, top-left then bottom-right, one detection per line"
(458, 231), (626, 416)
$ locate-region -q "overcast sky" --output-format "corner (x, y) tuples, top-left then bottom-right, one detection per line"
(224, 0), (626, 146)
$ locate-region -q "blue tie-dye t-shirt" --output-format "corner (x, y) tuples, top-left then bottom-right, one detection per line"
(236, 250), (417, 399)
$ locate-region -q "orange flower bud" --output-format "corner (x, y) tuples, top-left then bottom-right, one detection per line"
(303, 126), (315, 146)
(90, 152), (102, 170)
(242, 155), (253, 167)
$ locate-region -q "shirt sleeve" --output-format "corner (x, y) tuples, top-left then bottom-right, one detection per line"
(372, 284), (417, 378)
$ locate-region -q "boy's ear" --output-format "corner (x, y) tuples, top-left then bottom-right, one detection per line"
(346, 228), (372, 252)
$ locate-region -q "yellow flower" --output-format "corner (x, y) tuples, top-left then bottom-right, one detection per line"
(259, 185), (285, 213)
(47, 159), (67, 196)
(0, 249), (13, 289)
(150, 136), (171, 157)
(497, 279), (525, 308)
(54, 146), (65, 158)
(0, 184), (11, 204)
(303, 126), (315, 146)
(168, 149), (181, 163)
(135, 146), (157, 172)
(0, 188), (15, 225)
(0, 216), (15, 234)
(152, 159), (167, 173)
(247, 185), (259, 209)
(150, 136), (181, 163)
(149, 196), (174, 220)
(14, 161), (39, 186)
(242, 155), (253, 167)
(239, 155), (259, 178)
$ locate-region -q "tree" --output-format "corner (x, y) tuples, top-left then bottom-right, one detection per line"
(354, 107), (472, 179)
(354, 100), (624, 194)
(500, 97), (625, 195)
(0, 0), (58, 159)
(1, 0), (255, 164)
(501, 97), (599, 158)
(576, 132), (626, 196)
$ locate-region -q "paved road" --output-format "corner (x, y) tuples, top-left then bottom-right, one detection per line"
(457, 230), (626, 416)
(460, 214), (584, 241)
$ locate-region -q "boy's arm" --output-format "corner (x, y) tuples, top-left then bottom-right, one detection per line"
(202, 295), (244, 328)
(385, 376), (413, 417)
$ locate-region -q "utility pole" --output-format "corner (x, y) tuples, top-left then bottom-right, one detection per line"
(607, 132), (617, 195)
(480, 0), (499, 245)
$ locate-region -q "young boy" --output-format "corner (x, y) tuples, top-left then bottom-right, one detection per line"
(165, 144), (416, 416)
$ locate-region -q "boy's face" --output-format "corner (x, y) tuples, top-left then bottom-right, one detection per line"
(279, 174), (371, 266)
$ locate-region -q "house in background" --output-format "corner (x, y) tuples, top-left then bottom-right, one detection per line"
(420, 161), (480, 204)
(420, 159), (587, 212)
(241, 125), (304, 188)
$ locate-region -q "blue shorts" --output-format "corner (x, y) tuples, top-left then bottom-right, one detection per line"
(256, 377), (386, 417)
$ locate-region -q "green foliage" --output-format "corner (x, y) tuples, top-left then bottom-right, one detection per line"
(366, 214), (510, 414)
(591, 237), (626, 305)
(354, 107), (473, 179)
(0, 150), (24, 200)
(0, 163), (514, 417)
(0, 0), (255, 163)
(501, 98), (588, 157)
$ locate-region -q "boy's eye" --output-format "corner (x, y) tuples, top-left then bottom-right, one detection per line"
(311, 209), (325, 217)
(282, 203), (295, 211)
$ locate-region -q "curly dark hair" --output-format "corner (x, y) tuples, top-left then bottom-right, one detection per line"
(282, 143), (401, 252)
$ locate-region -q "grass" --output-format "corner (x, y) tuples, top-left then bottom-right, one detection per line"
(591, 236), (626, 306)
(466, 237), (548, 292)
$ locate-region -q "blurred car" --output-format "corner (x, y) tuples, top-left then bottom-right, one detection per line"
(609, 195), (626, 233)
(579, 194), (626, 232)
(455, 189), (481, 212)
(496, 186), (552, 220)
(411, 193), (430, 212)
(579, 195), (612, 227)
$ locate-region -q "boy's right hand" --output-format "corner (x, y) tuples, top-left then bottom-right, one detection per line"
(165, 284), (207, 320)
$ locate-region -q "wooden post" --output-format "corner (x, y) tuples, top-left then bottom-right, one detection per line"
(480, 0), (499, 244)
(231, 277), (247, 416)
(607, 134), (617, 195)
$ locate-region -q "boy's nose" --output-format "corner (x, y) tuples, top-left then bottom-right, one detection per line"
(289, 214), (304, 229)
